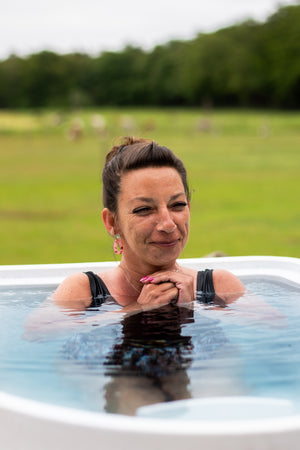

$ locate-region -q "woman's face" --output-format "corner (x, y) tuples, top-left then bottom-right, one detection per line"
(115, 167), (190, 272)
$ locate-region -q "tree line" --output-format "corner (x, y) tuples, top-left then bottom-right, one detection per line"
(1, 4), (300, 109)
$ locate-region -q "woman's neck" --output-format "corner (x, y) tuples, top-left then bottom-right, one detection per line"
(118, 265), (142, 295)
(119, 258), (178, 282)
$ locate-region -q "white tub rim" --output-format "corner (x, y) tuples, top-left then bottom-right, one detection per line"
(0, 255), (299, 287)
(1, 255), (300, 439)
(1, 391), (300, 437)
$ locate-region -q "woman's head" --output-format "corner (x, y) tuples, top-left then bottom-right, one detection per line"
(102, 137), (190, 215)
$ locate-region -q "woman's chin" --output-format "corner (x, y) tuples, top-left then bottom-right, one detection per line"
(147, 252), (180, 269)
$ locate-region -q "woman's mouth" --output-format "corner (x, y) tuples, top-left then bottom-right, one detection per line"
(151, 240), (178, 248)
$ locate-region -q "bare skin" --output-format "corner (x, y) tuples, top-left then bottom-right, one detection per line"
(52, 167), (245, 312)
(25, 166), (286, 342)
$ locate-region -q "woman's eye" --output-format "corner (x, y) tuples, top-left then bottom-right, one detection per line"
(171, 202), (188, 210)
(132, 207), (152, 215)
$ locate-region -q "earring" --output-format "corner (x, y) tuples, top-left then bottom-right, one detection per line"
(113, 234), (123, 255)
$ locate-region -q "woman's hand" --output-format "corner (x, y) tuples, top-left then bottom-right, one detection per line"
(136, 281), (179, 307)
(140, 269), (195, 304)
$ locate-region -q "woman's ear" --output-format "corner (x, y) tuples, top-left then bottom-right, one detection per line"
(102, 208), (116, 236)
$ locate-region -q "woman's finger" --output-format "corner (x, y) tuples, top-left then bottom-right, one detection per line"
(137, 283), (178, 305)
(140, 271), (187, 285)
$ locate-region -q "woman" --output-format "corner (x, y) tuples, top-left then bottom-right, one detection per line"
(25, 137), (282, 414)
(52, 136), (245, 312)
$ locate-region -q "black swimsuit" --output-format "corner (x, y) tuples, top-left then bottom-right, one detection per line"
(84, 269), (215, 308)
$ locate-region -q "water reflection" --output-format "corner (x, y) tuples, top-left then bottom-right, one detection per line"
(103, 304), (194, 414)
(61, 302), (236, 415)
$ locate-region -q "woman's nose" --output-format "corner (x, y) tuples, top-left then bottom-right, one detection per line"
(156, 209), (177, 233)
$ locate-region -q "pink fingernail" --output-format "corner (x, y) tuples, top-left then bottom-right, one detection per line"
(140, 276), (149, 282)
(147, 277), (154, 282)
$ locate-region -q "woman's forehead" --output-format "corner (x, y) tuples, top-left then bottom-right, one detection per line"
(120, 167), (184, 195)
(122, 166), (181, 182)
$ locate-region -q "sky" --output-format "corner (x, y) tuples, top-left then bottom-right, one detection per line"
(0, 0), (298, 59)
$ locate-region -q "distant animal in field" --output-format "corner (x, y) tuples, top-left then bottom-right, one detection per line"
(119, 115), (137, 132)
(91, 114), (107, 136)
(195, 117), (213, 133)
(67, 117), (84, 140)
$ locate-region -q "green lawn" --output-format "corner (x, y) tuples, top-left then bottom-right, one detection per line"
(1, 108), (299, 264)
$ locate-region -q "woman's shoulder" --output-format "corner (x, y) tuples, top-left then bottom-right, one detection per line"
(212, 269), (246, 302)
(52, 272), (93, 309)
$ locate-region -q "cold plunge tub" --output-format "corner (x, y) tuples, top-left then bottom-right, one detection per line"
(0, 255), (300, 450)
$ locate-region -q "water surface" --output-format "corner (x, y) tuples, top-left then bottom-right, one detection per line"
(0, 276), (299, 415)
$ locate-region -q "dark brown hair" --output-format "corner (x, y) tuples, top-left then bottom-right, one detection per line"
(102, 137), (190, 214)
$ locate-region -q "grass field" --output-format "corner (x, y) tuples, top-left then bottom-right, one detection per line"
(0, 108), (299, 265)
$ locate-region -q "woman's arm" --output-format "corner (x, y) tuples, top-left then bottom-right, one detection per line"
(211, 270), (286, 326)
(139, 268), (284, 323)
(212, 269), (246, 303)
(23, 273), (94, 340)
(139, 268), (246, 305)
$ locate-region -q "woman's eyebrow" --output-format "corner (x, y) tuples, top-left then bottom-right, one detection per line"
(130, 196), (153, 203)
(129, 193), (186, 204)
(169, 192), (186, 201)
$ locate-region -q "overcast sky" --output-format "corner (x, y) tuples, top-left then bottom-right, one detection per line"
(0, 0), (297, 59)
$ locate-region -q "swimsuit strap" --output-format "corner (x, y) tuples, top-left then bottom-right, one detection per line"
(196, 269), (215, 303)
(84, 271), (110, 308)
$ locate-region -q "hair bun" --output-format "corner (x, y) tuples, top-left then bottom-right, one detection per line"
(106, 136), (151, 163)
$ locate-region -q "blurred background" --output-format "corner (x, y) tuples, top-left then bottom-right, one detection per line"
(0, 1), (299, 264)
